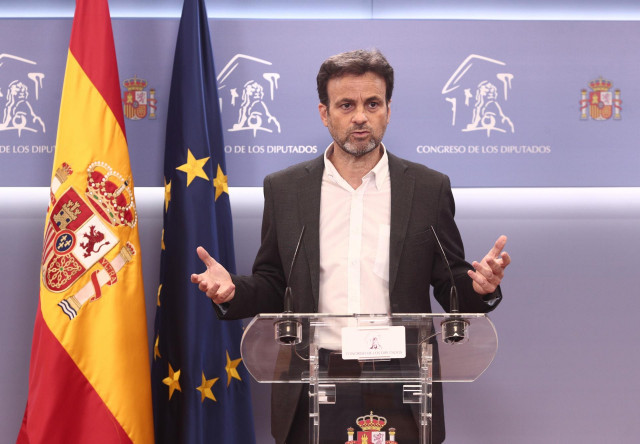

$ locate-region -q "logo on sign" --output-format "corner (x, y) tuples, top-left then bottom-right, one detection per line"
(367, 333), (383, 350)
(122, 75), (157, 120)
(217, 54), (281, 137)
(0, 53), (46, 137)
(442, 54), (515, 137)
(580, 77), (621, 121)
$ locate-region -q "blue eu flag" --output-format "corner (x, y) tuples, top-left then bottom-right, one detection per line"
(151, 0), (256, 442)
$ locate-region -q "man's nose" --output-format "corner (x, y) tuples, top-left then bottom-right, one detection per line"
(352, 106), (368, 124)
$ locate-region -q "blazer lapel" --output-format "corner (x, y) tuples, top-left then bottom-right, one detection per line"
(297, 155), (324, 310)
(388, 153), (415, 298)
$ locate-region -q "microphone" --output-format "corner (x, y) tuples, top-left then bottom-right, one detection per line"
(283, 225), (305, 314)
(275, 225), (305, 345)
(430, 225), (469, 344)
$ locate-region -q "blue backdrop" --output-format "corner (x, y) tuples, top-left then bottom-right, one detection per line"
(0, 19), (637, 187)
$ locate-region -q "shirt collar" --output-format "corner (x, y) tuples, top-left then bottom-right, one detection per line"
(323, 143), (389, 191)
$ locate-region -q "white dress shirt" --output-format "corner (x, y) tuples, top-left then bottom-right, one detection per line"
(318, 144), (391, 319)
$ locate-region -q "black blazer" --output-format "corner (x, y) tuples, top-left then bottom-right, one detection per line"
(218, 151), (501, 443)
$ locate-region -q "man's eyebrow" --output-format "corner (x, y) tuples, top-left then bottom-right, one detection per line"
(335, 94), (384, 103)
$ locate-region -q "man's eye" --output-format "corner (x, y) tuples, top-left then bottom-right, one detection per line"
(340, 103), (352, 110)
(368, 102), (379, 109)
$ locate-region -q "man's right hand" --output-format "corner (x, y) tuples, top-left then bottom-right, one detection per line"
(190, 246), (236, 304)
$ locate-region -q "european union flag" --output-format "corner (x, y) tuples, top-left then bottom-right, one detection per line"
(151, 0), (256, 442)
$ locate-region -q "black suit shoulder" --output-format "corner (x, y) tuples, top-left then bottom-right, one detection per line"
(263, 155), (324, 187)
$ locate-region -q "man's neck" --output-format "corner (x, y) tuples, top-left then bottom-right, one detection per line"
(327, 143), (384, 189)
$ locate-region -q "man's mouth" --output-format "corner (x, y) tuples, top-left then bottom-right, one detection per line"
(350, 128), (370, 137)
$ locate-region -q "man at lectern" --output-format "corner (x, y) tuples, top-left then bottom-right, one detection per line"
(192, 49), (510, 444)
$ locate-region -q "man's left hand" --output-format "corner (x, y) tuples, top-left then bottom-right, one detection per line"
(468, 235), (511, 295)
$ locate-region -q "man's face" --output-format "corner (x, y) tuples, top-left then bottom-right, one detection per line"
(319, 72), (390, 158)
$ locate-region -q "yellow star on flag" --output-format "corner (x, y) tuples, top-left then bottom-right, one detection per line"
(225, 350), (243, 387)
(157, 284), (162, 307)
(162, 363), (181, 400)
(196, 372), (219, 402)
(154, 335), (161, 360)
(213, 164), (229, 201)
(176, 149), (209, 186)
(164, 177), (171, 211)
(161, 229), (165, 251)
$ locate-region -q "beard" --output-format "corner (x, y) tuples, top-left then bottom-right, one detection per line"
(330, 125), (384, 158)
(341, 138), (378, 157)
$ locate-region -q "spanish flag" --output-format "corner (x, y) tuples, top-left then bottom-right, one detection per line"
(17, 0), (154, 443)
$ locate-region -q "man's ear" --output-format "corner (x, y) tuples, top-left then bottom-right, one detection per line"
(318, 103), (329, 127)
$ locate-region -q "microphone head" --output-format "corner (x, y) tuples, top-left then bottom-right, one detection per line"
(274, 318), (302, 345)
(441, 317), (469, 345)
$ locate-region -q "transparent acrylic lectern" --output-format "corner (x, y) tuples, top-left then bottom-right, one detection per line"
(241, 313), (497, 444)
